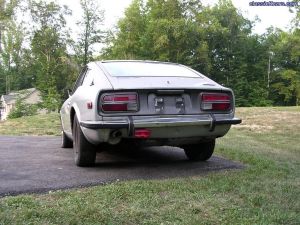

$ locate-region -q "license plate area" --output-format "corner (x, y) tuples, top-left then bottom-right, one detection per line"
(154, 95), (185, 114)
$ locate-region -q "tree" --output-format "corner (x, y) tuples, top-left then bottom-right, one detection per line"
(0, 0), (20, 94)
(104, 0), (204, 65)
(143, 0), (202, 64)
(8, 98), (38, 119)
(0, 0), (19, 53)
(272, 70), (300, 105)
(29, 0), (76, 111)
(201, 1), (273, 106)
(289, 0), (300, 26)
(103, 0), (146, 59)
(105, 0), (272, 106)
(29, 0), (71, 31)
(1, 21), (25, 93)
(75, 0), (104, 66)
(268, 28), (300, 105)
(31, 25), (71, 111)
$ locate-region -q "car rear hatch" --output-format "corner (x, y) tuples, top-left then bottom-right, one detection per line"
(97, 61), (231, 116)
(103, 75), (221, 90)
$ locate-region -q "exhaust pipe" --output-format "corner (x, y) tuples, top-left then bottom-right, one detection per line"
(108, 130), (122, 145)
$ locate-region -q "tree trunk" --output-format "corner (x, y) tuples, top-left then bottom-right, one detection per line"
(83, 15), (90, 65)
(0, 30), (2, 53)
(0, 0), (4, 54)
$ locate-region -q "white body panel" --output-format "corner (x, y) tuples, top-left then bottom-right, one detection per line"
(60, 61), (240, 146)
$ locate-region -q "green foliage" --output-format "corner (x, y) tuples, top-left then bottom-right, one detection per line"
(104, 0), (277, 106)
(0, 107), (299, 224)
(7, 99), (38, 119)
(40, 85), (61, 112)
(0, 0), (77, 110)
(0, 0), (23, 93)
(0, 21), (26, 93)
(268, 28), (300, 106)
(29, 0), (71, 30)
(29, 1), (77, 111)
(75, 0), (105, 66)
(0, 0), (19, 29)
(272, 69), (300, 105)
(0, 0), (299, 107)
(103, 0), (147, 59)
(198, 1), (271, 106)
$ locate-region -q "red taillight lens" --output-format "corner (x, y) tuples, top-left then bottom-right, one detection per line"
(201, 93), (231, 111)
(102, 104), (128, 111)
(103, 95), (137, 102)
(211, 102), (230, 110)
(202, 94), (230, 102)
(134, 129), (151, 139)
(101, 93), (138, 112)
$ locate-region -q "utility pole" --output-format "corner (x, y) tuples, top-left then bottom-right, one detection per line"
(267, 51), (273, 89)
(5, 74), (9, 94)
(267, 53), (270, 89)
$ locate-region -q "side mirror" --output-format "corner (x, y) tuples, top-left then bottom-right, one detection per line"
(67, 89), (72, 97)
(63, 89), (72, 101)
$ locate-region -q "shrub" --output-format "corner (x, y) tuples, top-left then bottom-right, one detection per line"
(8, 99), (38, 119)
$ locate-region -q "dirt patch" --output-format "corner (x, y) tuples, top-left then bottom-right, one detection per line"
(235, 107), (300, 133)
(235, 124), (274, 133)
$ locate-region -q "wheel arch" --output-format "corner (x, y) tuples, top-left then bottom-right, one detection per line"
(70, 104), (81, 132)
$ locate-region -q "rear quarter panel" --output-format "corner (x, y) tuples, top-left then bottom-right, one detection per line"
(64, 63), (114, 130)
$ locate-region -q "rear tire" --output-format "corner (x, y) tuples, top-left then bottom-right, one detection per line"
(73, 115), (96, 167)
(183, 140), (215, 161)
(61, 131), (73, 148)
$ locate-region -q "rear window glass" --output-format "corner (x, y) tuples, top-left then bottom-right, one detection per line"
(101, 62), (202, 78)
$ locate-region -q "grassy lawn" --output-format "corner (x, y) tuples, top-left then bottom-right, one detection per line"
(0, 107), (299, 224)
(0, 113), (61, 136)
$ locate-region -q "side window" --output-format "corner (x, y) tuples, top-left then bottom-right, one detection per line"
(72, 67), (87, 93)
(82, 69), (94, 87)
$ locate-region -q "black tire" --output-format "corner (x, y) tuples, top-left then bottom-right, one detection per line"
(183, 139), (215, 161)
(61, 131), (73, 148)
(73, 115), (96, 167)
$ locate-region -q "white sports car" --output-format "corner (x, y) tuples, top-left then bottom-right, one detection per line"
(60, 60), (241, 167)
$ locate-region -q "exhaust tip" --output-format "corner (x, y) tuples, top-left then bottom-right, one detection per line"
(108, 130), (122, 145)
(112, 130), (122, 138)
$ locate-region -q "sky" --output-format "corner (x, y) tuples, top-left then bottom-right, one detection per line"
(228, 0), (296, 33)
(58, 0), (297, 35)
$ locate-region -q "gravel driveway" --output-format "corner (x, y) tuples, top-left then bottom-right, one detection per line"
(0, 136), (243, 197)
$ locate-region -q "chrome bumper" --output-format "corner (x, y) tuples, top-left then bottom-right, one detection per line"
(80, 115), (242, 131)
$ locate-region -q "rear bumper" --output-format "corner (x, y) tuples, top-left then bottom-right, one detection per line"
(80, 115), (241, 145)
(80, 116), (242, 130)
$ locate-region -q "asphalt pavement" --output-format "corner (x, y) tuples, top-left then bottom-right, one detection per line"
(0, 136), (243, 197)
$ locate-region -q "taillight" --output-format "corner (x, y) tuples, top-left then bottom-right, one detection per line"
(201, 93), (231, 111)
(100, 92), (138, 112)
(134, 129), (151, 139)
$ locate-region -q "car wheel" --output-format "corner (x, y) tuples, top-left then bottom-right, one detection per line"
(183, 139), (215, 161)
(61, 131), (73, 148)
(73, 115), (96, 167)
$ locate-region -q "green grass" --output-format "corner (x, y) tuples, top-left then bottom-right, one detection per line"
(0, 113), (61, 136)
(0, 107), (299, 224)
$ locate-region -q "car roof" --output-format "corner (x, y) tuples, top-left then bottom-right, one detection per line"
(96, 60), (181, 66)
